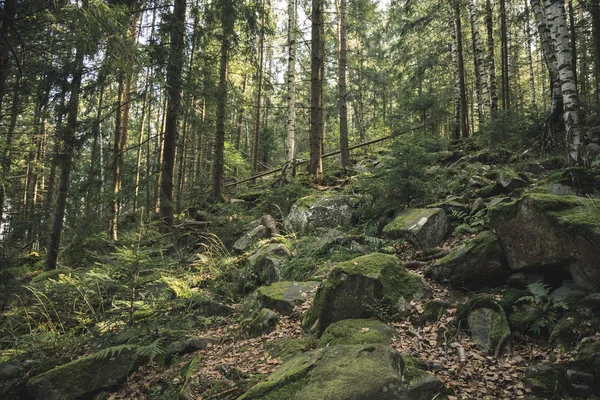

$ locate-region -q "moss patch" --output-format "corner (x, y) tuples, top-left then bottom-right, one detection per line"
(265, 338), (313, 360)
(317, 319), (395, 348)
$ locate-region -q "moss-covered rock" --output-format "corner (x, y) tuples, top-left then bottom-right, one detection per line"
(284, 194), (362, 234)
(479, 184), (503, 198)
(30, 268), (74, 284)
(233, 225), (269, 253)
(302, 253), (430, 335)
(468, 307), (511, 356)
(489, 192), (600, 291)
(256, 281), (319, 315)
(412, 301), (449, 326)
(427, 231), (508, 289)
(525, 363), (566, 397)
(497, 169), (528, 192)
(245, 308), (279, 337)
(247, 243), (292, 285)
(382, 208), (449, 248)
(27, 346), (142, 400)
(264, 338), (313, 360)
(317, 319), (395, 348)
(238, 345), (446, 400)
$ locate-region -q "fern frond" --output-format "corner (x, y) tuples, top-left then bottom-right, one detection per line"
(90, 345), (137, 360)
(135, 339), (166, 361)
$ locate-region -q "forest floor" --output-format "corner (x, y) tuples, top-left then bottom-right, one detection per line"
(107, 234), (572, 400)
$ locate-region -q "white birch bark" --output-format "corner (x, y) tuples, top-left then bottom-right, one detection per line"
(285, 0), (297, 180)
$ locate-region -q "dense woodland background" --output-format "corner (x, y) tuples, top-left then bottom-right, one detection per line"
(0, 0), (599, 267)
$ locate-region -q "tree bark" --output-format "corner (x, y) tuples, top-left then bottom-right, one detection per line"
(338, 0), (350, 168)
(0, 0), (16, 114)
(212, 0), (234, 200)
(525, 2), (537, 107)
(45, 37), (85, 270)
(159, 0), (186, 228)
(500, 0), (510, 109)
(285, 0), (297, 177)
(468, 0), (490, 123)
(252, 2), (266, 178)
(310, 0), (324, 183)
(485, 0), (499, 112)
(545, 0), (584, 165)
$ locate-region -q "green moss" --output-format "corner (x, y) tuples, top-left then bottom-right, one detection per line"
(295, 195), (317, 209)
(400, 354), (427, 383)
(30, 269), (72, 283)
(421, 301), (448, 323)
(508, 310), (538, 332)
(500, 288), (530, 310)
(238, 350), (322, 400)
(487, 310), (511, 354)
(478, 184), (502, 198)
(317, 319), (394, 348)
(333, 253), (400, 277)
(563, 290), (586, 309)
(265, 339), (313, 360)
(256, 282), (290, 299)
(487, 199), (518, 226)
(454, 294), (502, 327)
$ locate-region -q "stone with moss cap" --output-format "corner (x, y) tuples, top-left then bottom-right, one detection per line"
(302, 253), (430, 335)
(27, 346), (142, 400)
(317, 319), (395, 348)
(256, 281), (319, 315)
(238, 344), (446, 400)
(382, 208), (449, 248)
(427, 231), (508, 290)
(284, 194), (362, 234)
(489, 192), (600, 291)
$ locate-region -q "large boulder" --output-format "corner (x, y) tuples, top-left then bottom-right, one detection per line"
(489, 192), (600, 291)
(256, 281), (319, 315)
(302, 253), (430, 335)
(247, 243), (292, 285)
(27, 346), (141, 400)
(284, 195), (362, 234)
(382, 208), (449, 248)
(427, 231), (508, 289)
(238, 345), (446, 400)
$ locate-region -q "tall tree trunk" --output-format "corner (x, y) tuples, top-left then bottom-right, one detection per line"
(468, 0), (490, 123)
(252, 3), (266, 177)
(485, 0), (499, 112)
(109, 79), (124, 241)
(525, 3), (537, 107)
(545, 0), (584, 165)
(285, 0), (297, 178)
(568, 0), (578, 93)
(310, 0), (324, 183)
(134, 69), (149, 214)
(212, 0), (234, 200)
(0, 74), (20, 227)
(338, 0), (350, 168)
(500, 0), (510, 109)
(45, 41), (85, 270)
(532, 0), (564, 149)
(590, 0), (600, 107)
(85, 66), (106, 218)
(160, 0), (186, 228)
(449, 1), (461, 140)
(452, 0), (469, 138)
(236, 74), (247, 150)
(0, 0), (16, 114)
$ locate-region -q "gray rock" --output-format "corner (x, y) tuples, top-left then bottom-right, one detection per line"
(302, 253), (430, 335)
(284, 195), (362, 234)
(232, 225), (269, 253)
(489, 193), (600, 291)
(576, 293), (600, 317)
(166, 337), (217, 359)
(27, 347), (141, 400)
(238, 345), (446, 400)
(468, 307), (512, 356)
(246, 308), (279, 337)
(545, 184), (576, 196)
(316, 229), (351, 253)
(471, 197), (486, 215)
(469, 175), (490, 188)
(0, 362), (21, 381)
(549, 280), (582, 304)
(428, 231), (508, 289)
(497, 170), (528, 192)
(382, 208), (449, 248)
(247, 243), (292, 285)
(256, 281), (319, 315)
(487, 197), (512, 208)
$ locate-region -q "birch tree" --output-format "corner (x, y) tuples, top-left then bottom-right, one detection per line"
(310, 0), (324, 183)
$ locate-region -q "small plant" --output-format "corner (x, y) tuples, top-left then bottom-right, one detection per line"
(516, 282), (568, 335)
(450, 209), (488, 236)
(366, 298), (401, 322)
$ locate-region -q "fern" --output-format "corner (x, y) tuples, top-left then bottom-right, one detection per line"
(516, 283), (568, 335)
(90, 344), (138, 360)
(135, 338), (167, 361)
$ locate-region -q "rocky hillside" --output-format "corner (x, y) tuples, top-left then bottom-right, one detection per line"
(1, 142), (600, 400)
